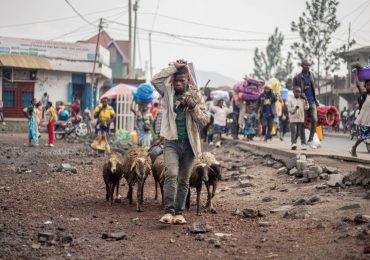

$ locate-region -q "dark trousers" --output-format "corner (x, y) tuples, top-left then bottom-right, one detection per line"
(279, 117), (288, 136)
(291, 122), (306, 145)
(261, 115), (274, 140)
(0, 111), (3, 122)
(307, 103), (317, 141)
(163, 140), (195, 215)
(232, 112), (240, 137)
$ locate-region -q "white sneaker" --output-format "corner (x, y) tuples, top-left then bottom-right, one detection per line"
(49, 144), (54, 147)
(215, 141), (221, 148)
(308, 141), (317, 149)
(44, 144), (50, 147)
(209, 142), (214, 146)
(301, 144), (308, 150)
(291, 144), (297, 150)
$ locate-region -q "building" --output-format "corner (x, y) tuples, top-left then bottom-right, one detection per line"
(0, 36), (111, 118)
(338, 45), (370, 109)
(80, 31), (129, 79)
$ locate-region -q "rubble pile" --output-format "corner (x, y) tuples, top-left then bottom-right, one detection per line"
(343, 165), (370, 189)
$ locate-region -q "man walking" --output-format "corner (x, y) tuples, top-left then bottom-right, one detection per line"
(293, 60), (320, 149)
(257, 84), (277, 142)
(151, 60), (208, 224)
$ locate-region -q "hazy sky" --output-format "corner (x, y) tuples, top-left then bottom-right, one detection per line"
(0, 0), (369, 81)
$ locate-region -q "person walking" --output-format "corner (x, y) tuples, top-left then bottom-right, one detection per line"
(211, 99), (232, 148)
(27, 98), (39, 146)
(279, 99), (289, 141)
(293, 60), (320, 148)
(36, 102), (42, 139)
(0, 98), (5, 125)
(133, 103), (154, 148)
(45, 101), (57, 147)
(351, 68), (370, 157)
(151, 59), (207, 225)
(41, 92), (49, 119)
(287, 87), (309, 150)
(257, 84), (277, 142)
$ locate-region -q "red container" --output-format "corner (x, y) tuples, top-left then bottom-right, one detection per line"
(358, 68), (370, 81)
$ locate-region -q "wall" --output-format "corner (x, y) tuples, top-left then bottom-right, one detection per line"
(108, 45), (126, 78)
(35, 70), (72, 105)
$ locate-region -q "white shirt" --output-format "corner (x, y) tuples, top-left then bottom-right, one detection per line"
(211, 105), (232, 126)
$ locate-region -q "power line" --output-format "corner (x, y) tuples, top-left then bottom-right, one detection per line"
(64, 0), (98, 27)
(107, 20), (300, 42)
(338, 0), (370, 21)
(47, 19), (100, 40)
(0, 5), (127, 29)
(150, 0), (161, 30)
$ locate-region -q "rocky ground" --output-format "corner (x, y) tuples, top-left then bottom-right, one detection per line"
(0, 133), (369, 260)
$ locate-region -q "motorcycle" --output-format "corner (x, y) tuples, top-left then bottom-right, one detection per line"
(54, 116), (88, 140)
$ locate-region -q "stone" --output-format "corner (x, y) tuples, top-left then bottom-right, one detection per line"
(309, 165), (323, 174)
(307, 172), (319, 180)
(320, 173), (329, 180)
(270, 205), (292, 213)
(338, 204), (361, 211)
(276, 167), (288, 175)
(208, 238), (221, 248)
(214, 233), (232, 241)
(284, 158), (297, 170)
(344, 181), (352, 186)
(31, 243), (41, 249)
(307, 196), (320, 205)
(106, 232), (127, 240)
(258, 221), (271, 227)
(323, 166), (339, 174)
(296, 160), (308, 172)
(284, 206), (312, 219)
(61, 234), (73, 244)
(188, 223), (211, 234)
(357, 229), (369, 240)
(354, 214), (370, 224)
(38, 232), (54, 243)
(327, 174), (344, 187)
(231, 208), (242, 216)
(316, 184), (328, 190)
(364, 192), (370, 200)
(279, 187), (289, 192)
(170, 239), (175, 243)
(293, 198), (307, 206)
(237, 192), (251, 197)
(364, 245), (370, 254)
(289, 167), (298, 176)
(195, 234), (205, 241)
(262, 196), (275, 202)
(357, 165), (370, 177)
(61, 163), (77, 173)
(238, 180), (255, 188)
(242, 208), (259, 218)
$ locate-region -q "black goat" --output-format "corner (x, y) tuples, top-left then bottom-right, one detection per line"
(103, 153), (125, 205)
(186, 163), (209, 216)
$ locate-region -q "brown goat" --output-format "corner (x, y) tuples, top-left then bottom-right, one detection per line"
(103, 153), (125, 205)
(152, 154), (165, 205)
(123, 148), (152, 212)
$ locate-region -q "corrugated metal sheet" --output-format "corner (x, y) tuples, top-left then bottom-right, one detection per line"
(0, 54), (52, 70)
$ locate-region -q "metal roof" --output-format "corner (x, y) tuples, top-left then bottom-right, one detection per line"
(0, 54), (52, 70)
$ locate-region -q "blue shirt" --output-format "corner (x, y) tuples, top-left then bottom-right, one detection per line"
(302, 73), (315, 104)
(259, 92), (277, 117)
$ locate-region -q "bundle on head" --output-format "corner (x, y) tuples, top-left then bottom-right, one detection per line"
(103, 153), (125, 205)
(186, 160), (209, 216)
(152, 154), (165, 206)
(123, 147), (152, 212)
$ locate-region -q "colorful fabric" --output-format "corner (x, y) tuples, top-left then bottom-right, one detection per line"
(136, 110), (154, 132)
(355, 94), (370, 126)
(358, 125), (370, 141)
(257, 92), (277, 117)
(28, 113), (39, 144)
(94, 104), (115, 122)
(244, 112), (257, 136)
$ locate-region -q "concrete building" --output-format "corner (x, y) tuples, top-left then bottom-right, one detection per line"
(0, 36), (111, 118)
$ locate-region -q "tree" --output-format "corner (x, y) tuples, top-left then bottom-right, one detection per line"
(291, 0), (355, 86)
(252, 28), (293, 82)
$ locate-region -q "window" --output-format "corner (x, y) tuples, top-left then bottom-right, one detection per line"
(21, 91), (33, 108)
(3, 91), (15, 107)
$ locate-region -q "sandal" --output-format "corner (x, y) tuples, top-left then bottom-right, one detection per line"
(173, 215), (187, 225)
(159, 213), (173, 224)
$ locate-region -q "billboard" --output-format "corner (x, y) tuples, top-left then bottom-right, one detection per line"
(0, 36), (109, 66)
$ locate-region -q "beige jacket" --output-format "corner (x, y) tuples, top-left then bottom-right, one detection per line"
(151, 65), (208, 157)
(287, 96), (309, 123)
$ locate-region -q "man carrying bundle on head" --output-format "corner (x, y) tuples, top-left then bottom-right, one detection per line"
(151, 59), (208, 225)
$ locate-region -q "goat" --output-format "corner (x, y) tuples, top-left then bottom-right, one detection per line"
(152, 154), (165, 205)
(123, 148), (152, 212)
(103, 153), (125, 205)
(186, 161), (209, 216)
(205, 162), (222, 213)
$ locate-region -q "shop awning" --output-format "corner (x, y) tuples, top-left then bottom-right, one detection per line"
(0, 54), (52, 70)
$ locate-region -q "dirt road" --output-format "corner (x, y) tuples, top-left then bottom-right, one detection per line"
(0, 133), (369, 259)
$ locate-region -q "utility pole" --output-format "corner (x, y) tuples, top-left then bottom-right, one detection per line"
(128, 0), (132, 78)
(347, 22), (351, 89)
(149, 32), (153, 78)
(132, 0), (139, 79)
(91, 18), (103, 110)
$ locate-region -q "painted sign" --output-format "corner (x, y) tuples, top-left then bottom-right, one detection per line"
(0, 36), (109, 65)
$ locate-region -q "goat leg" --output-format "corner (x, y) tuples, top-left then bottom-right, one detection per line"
(186, 189), (191, 210)
(128, 185), (133, 205)
(210, 183), (217, 214)
(154, 181), (158, 200)
(205, 183), (211, 208)
(110, 183), (115, 205)
(160, 186), (164, 208)
(196, 185), (202, 216)
(136, 182), (144, 212)
(140, 179), (145, 204)
(105, 182), (109, 202)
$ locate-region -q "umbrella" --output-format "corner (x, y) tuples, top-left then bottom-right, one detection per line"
(100, 84), (137, 100)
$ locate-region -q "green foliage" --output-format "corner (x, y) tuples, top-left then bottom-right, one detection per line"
(291, 0), (355, 78)
(252, 28), (293, 82)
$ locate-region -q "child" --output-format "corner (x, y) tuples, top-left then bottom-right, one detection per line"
(287, 87), (309, 150)
(279, 99), (289, 141)
(36, 102), (42, 138)
(257, 85), (277, 142)
(45, 101), (57, 147)
(243, 108), (257, 141)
